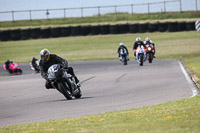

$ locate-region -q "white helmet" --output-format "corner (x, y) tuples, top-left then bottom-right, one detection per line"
(120, 43), (124, 46)
(40, 49), (50, 62)
(136, 37), (141, 42)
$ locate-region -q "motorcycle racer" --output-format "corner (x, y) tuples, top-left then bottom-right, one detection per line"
(4, 59), (13, 73)
(117, 42), (129, 61)
(31, 57), (40, 73)
(133, 37), (146, 57)
(39, 49), (80, 89)
(144, 37), (156, 58)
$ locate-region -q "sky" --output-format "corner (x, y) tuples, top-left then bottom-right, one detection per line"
(0, 0), (174, 12)
(0, 0), (199, 21)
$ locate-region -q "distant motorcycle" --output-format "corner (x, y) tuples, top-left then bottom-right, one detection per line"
(119, 49), (128, 65)
(145, 43), (154, 63)
(3, 62), (22, 74)
(30, 58), (40, 73)
(136, 45), (146, 66)
(47, 64), (82, 100)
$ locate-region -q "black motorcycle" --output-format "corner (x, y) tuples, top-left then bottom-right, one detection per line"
(30, 58), (40, 73)
(47, 64), (82, 100)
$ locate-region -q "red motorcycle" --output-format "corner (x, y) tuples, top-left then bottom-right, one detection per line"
(145, 43), (155, 63)
(3, 62), (22, 74)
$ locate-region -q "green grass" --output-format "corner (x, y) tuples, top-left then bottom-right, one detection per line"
(0, 31), (200, 64)
(0, 31), (200, 132)
(0, 11), (200, 29)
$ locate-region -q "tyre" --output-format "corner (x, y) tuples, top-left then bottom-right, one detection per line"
(90, 25), (101, 35)
(30, 28), (41, 39)
(41, 28), (51, 38)
(18, 69), (23, 74)
(20, 29), (31, 40)
(71, 26), (81, 36)
(139, 55), (143, 66)
(74, 87), (82, 99)
(186, 22), (195, 31)
(158, 23), (168, 32)
(1, 30), (10, 41)
(51, 27), (61, 38)
(149, 23), (158, 32)
(58, 82), (73, 100)
(148, 53), (152, 63)
(100, 25), (109, 34)
(129, 23), (139, 33)
(119, 24), (129, 34)
(61, 26), (71, 37)
(178, 22), (186, 31)
(168, 22), (178, 32)
(10, 29), (21, 40)
(15, 69), (22, 74)
(139, 23), (148, 33)
(81, 25), (91, 36)
(109, 24), (119, 34)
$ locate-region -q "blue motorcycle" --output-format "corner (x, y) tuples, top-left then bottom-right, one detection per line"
(119, 49), (129, 65)
(136, 45), (146, 66)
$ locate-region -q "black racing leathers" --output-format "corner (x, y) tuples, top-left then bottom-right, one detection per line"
(133, 41), (146, 56)
(133, 41), (146, 50)
(118, 45), (129, 57)
(39, 54), (80, 89)
(39, 54), (68, 80)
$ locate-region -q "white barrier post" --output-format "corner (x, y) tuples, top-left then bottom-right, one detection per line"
(195, 21), (200, 31)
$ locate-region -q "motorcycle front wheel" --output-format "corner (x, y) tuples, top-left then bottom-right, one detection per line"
(74, 87), (82, 99)
(139, 55), (143, 66)
(147, 53), (153, 63)
(58, 82), (73, 100)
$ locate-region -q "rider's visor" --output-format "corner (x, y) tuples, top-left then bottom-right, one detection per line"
(41, 55), (47, 59)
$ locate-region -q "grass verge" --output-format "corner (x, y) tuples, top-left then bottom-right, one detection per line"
(0, 96), (200, 132)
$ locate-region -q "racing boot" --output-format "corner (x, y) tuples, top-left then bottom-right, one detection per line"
(74, 76), (81, 87)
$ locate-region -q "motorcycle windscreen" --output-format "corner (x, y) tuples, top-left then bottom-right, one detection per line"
(48, 64), (59, 80)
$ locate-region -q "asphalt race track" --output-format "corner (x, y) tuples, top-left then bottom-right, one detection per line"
(0, 59), (197, 127)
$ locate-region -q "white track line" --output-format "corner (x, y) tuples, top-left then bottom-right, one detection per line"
(178, 61), (199, 97)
